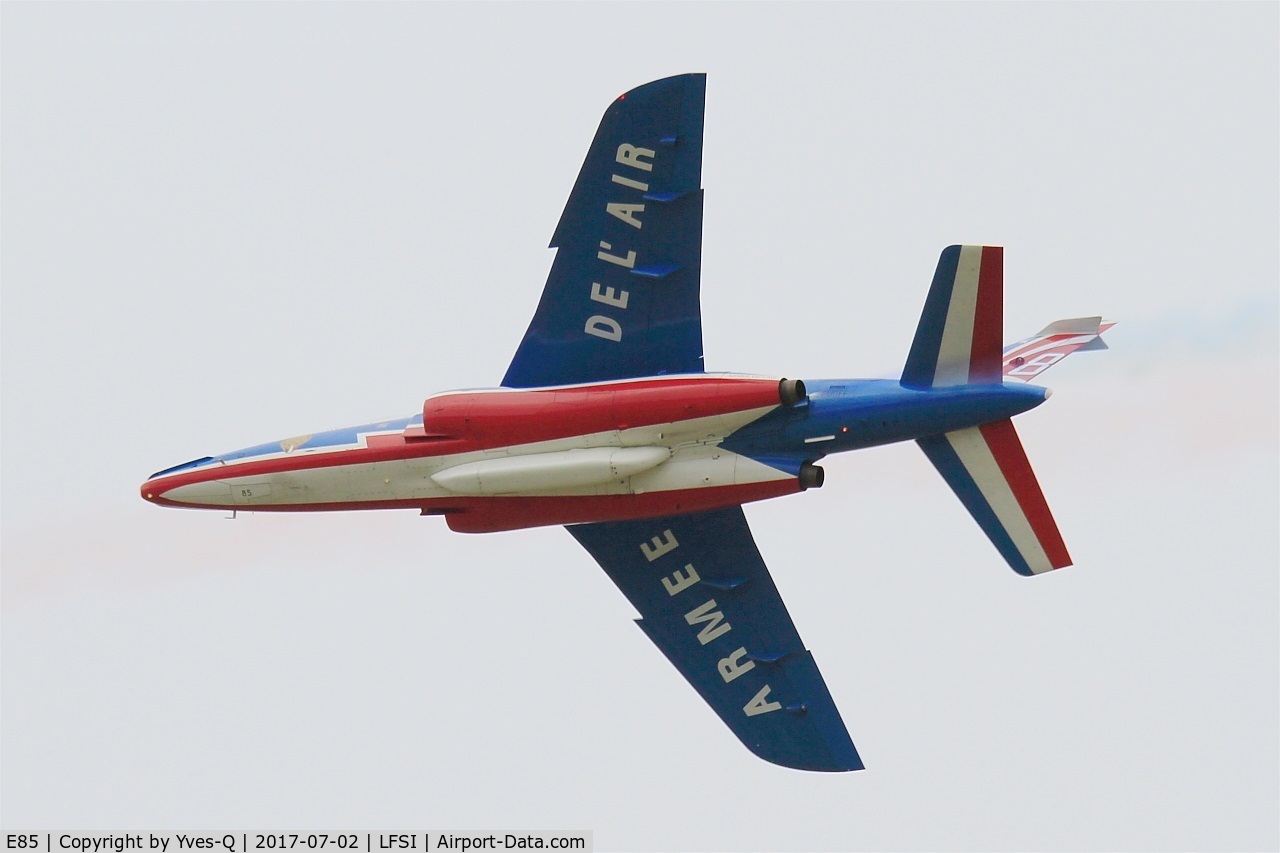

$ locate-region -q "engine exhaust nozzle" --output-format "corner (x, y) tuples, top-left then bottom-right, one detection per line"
(799, 461), (824, 490)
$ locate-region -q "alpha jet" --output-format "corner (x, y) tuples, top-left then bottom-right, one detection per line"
(142, 74), (1109, 772)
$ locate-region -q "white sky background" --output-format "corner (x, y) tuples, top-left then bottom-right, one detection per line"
(2, 3), (1277, 850)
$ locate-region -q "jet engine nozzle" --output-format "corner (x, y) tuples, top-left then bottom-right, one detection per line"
(780, 378), (808, 407)
(799, 461), (824, 490)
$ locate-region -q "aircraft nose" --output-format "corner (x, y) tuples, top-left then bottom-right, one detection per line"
(141, 456), (220, 506)
(141, 476), (176, 505)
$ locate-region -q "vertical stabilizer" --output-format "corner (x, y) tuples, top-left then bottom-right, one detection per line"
(1002, 317), (1115, 382)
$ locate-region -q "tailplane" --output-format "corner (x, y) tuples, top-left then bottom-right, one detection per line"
(902, 245), (1004, 389)
(918, 420), (1072, 576)
(902, 245), (1092, 575)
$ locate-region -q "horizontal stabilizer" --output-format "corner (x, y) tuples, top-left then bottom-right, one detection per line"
(918, 419), (1071, 576)
(903, 245), (1004, 389)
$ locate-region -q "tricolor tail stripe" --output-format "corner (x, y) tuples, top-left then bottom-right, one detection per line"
(918, 419), (1071, 576)
(903, 245), (1004, 389)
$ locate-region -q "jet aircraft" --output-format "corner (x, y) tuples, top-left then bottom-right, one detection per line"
(142, 74), (1110, 772)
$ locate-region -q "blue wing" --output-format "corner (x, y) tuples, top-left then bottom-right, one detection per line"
(568, 507), (864, 772)
(502, 74), (706, 388)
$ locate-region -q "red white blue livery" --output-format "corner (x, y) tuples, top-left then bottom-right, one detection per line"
(142, 74), (1110, 772)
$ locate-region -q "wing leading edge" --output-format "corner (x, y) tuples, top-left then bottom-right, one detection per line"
(568, 507), (863, 772)
(503, 74), (706, 388)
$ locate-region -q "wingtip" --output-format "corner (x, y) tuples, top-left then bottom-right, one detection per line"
(752, 746), (866, 773)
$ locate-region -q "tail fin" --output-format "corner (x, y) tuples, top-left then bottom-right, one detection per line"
(918, 420), (1072, 576)
(902, 245), (1004, 389)
(1002, 317), (1115, 382)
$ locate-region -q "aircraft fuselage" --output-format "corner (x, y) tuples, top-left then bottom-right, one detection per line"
(141, 374), (1047, 532)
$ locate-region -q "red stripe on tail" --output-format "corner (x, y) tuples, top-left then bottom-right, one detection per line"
(979, 419), (1072, 568)
(969, 246), (1004, 383)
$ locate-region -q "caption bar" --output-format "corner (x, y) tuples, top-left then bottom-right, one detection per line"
(4, 835), (590, 853)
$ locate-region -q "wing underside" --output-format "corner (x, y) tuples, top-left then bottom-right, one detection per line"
(568, 506), (863, 772)
(503, 74), (707, 388)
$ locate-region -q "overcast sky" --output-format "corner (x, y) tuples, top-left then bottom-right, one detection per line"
(3, 3), (1277, 851)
